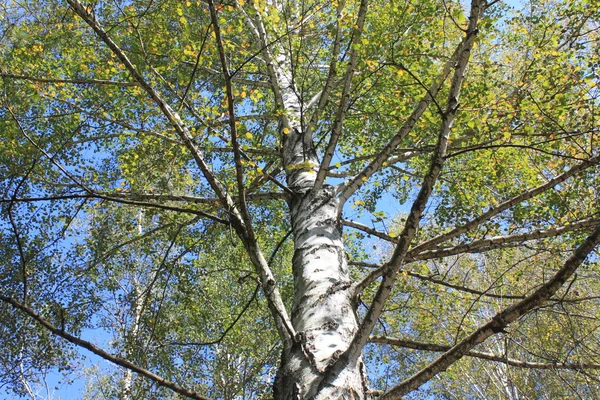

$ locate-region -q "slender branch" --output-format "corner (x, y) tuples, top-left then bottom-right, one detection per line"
(447, 141), (595, 163)
(353, 217), (600, 294)
(414, 218), (600, 260)
(354, 263), (526, 300)
(335, 27), (482, 205)
(178, 22), (212, 112)
(98, 217), (200, 263)
(370, 336), (600, 370)
(149, 72), (293, 198)
(170, 283), (260, 346)
(111, 191), (288, 204)
(268, 229), (293, 267)
(207, 0), (253, 235)
(3, 103), (94, 194)
(66, 0), (242, 223)
(341, 219), (399, 243)
(6, 162), (37, 304)
(0, 295), (211, 400)
(206, 0), (295, 347)
(53, 97), (182, 145)
(0, 193), (227, 224)
(313, 0), (369, 191)
(304, 0), (346, 139)
(196, 65), (270, 87)
(379, 225), (600, 398)
(236, 2), (287, 115)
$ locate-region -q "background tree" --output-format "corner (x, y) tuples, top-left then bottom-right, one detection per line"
(0, 0), (599, 399)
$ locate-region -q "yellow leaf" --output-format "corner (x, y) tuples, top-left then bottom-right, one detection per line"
(245, 132), (252, 139)
(283, 128), (291, 135)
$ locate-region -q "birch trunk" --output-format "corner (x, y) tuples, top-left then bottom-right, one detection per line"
(246, 11), (371, 395)
(274, 187), (369, 399)
(272, 79), (368, 400)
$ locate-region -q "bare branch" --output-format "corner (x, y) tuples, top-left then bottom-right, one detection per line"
(414, 218), (600, 260)
(304, 0), (346, 137)
(207, 0), (253, 235)
(0, 71), (138, 87)
(353, 217), (600, 293)
(313, 0), (369, 191)
(412, 154), (600, 253)
(341, 219), (398, 243)
(207, 0), (296, 346)
(336, 34), (466, 203)
(66, 0), (242, 224)
(0, 193), (227, 224)
(353, 262), (526, 300)
(170, 284), (260, 347)
(5, 161), (37, 304)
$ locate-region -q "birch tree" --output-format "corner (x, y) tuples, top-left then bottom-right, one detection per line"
(1, 0), (599, 398)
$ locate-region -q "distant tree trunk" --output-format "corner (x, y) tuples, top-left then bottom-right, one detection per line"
(120, 284), (141, 400)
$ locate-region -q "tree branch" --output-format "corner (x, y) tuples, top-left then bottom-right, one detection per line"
(0, 193), (227, 224)
(0, 295), (211, 400)
(353, 217), (600, 294)
(414, 218), (600, 260)
(341, 219), (398, 243)
(336, 30), (468, 204)
(0, 71), (138, 87)
(313, 0), (369, 192)
(304, 0), (346, 139)
(66, 0), (242, 225)
(342, 0), (484, 364)
(207, 0), (255, 237)
(411, 154), (600, 254)
(370, 336), (600, 370)
(206, 0), (296, 348)
(170, 283), (260, 347)
(379, 225), (600, 399)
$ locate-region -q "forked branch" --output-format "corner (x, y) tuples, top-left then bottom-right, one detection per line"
(411, 154), (600, 253)
(313, 0), (369, 192)
(342, 0), (485, 364)
(66, 0), (241, 224)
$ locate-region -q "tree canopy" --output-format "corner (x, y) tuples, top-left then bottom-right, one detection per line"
(1, 0), (599, 398)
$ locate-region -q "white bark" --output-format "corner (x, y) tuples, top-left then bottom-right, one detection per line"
(274, 188), (367, 399)
(256, 10), (368, 397)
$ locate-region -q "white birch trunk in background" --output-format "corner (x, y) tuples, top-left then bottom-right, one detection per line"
(120, 281), (143, 400)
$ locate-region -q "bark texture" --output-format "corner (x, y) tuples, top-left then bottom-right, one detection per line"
(274, 187), (368, 399)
